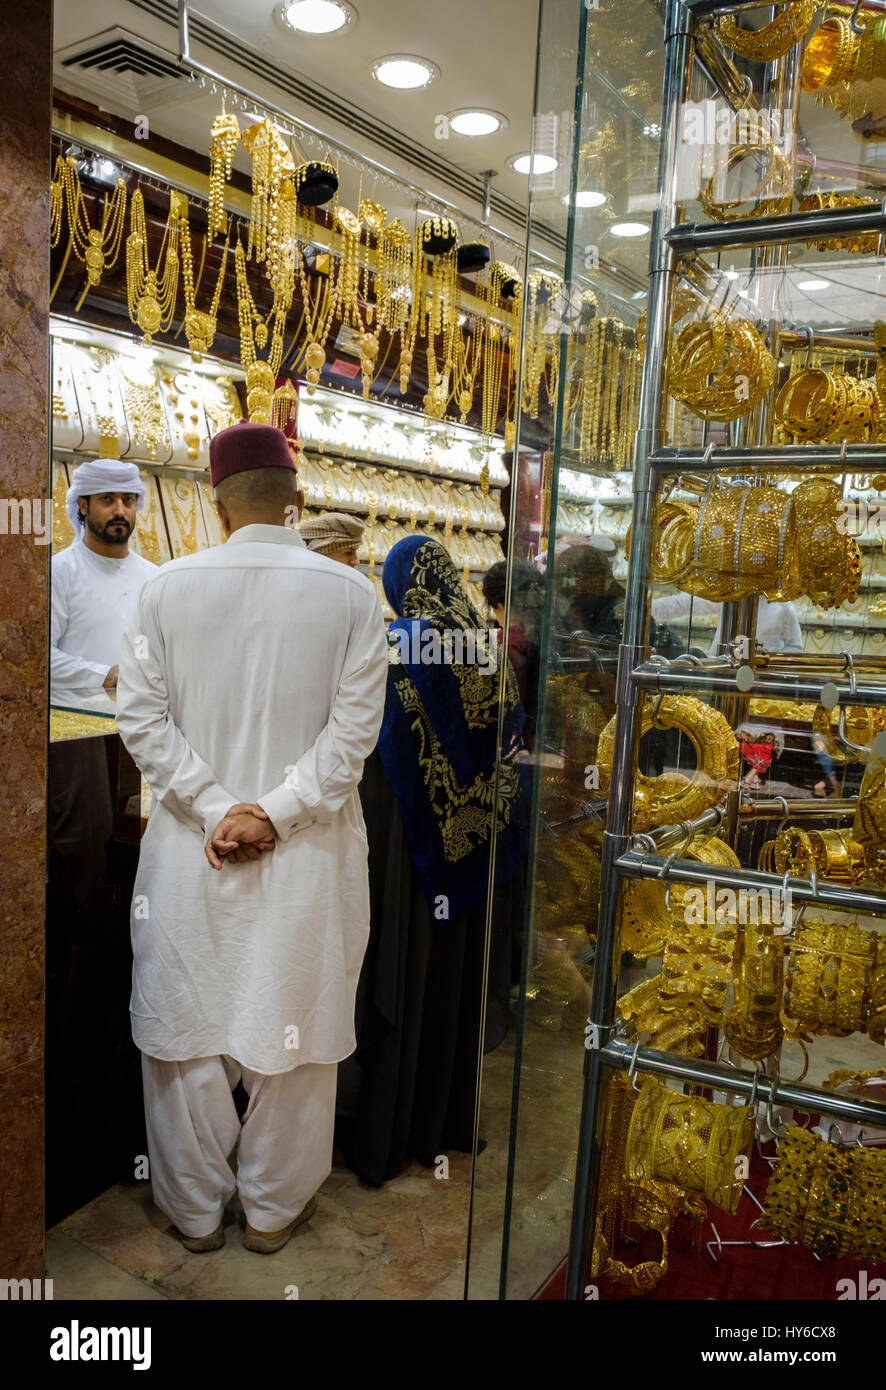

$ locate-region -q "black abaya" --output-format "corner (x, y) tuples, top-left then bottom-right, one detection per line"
(337, 749), (519, 1186)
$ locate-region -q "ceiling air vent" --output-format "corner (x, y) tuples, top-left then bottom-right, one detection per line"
(54, 28), (188, 114)
(59, 36), (183, 83)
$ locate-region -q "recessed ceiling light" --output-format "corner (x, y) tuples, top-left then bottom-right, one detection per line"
(510, 153), (558, 175)
(798, 278), (831, 292)
(610, 221), (649, 238)
(279, 0), (355, 34)
(372, 55), (438, 89)
(564, 189), (607, 208)
(448, 109), (507, 137)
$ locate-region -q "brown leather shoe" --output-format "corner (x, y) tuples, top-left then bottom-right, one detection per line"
(176, 1222), (225, 1253)
(243, 1195), (318, 1254)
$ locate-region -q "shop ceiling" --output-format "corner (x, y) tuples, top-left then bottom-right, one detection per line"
(52, 0), (554, 260)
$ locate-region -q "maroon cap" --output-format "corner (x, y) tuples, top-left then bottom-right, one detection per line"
(209, 421), (297, 488)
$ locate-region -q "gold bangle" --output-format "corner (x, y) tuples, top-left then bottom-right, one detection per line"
(801, 16), (861, 114)
(850, 13), (886, 133)
(698, 142), (793, 222)
(724, 920), (785, 1061)
(763, 1126), (886, 1263)
(717, 2), (815, 62)
(626, 1076), (754, 1216)
(596, 694), (740, 832)
(785, 918), (880, 1037)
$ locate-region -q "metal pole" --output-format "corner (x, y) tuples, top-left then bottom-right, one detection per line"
(665, 202), (886, 252)
(650, 443), (886, 473)
(617, 848), (886, 916)
(563, 0), (693, 1302)
(631, 662), (886, 706)
(602, 1038), (886, 1130)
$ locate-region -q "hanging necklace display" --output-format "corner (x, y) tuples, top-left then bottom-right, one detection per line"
(297, 236), (340, 395)
(489, 261), (522, 447)
(265, 176), (298, 313)
(522, 270), (563, 419)
(453, 313), (486, 425)
(125, 188), (182, 345)
(179, 211), (230, 360)
(241, 118), (295, 264)
(376, 218), (412, 338)
(235, 235), (286, 423)
(207, 103), (240, 239)
(51, 153), (127, 306)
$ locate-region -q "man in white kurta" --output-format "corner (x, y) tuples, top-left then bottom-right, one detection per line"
(115, 422), (388, 1253)
(51, 458), (157, 693)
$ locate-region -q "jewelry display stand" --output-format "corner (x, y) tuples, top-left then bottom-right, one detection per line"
(474, 0), (886, 1302)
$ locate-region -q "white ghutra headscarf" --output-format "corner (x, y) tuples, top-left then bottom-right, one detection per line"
(65, 459), (147, 541)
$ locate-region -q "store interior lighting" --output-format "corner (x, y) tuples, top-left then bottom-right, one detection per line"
(371, 55), (438, 89)
(279, 0), (354, 34)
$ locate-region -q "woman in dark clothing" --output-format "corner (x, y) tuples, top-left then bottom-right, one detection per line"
(337, 536), (527, 1186)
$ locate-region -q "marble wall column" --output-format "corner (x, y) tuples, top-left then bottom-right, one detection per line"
(0, 0), (52, 1281)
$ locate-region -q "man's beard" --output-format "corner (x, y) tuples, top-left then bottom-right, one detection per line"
(86, 514), (132, 545)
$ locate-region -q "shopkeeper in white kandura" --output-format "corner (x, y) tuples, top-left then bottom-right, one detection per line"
(115, 421), (388, 1255)
(51, 459), (157, 693)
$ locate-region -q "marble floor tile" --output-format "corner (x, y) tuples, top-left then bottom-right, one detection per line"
(45, 1230), (167, 1301)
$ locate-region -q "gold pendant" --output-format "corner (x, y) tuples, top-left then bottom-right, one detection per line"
(184, 308), (216, 360)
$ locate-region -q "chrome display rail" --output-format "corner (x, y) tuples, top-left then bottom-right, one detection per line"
(563, 0), (886, 1301)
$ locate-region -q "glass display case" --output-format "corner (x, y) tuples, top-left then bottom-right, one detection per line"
(467, 0), (886, 1301)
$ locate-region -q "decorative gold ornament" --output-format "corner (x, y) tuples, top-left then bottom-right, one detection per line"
(597, 694), (739, 831)
(125, 188), (181, 345)
(208, 104), (240, 238)
(179, 214), (229, 360)
(51, 153), (127, 296)
(716, 3), (815, 62)
(241, 118), (295, 264)
(763, 1127), (886, 1262)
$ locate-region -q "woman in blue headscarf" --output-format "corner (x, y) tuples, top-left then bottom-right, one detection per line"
(337, 536), (528, 1186)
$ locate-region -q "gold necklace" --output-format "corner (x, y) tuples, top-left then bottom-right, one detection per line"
(118, 358), (170, 459)
(208, 103), (240, 239)
(52, 153), (127, 291)
(201, 375), (241, 436)
(297, 241), (340, 394)
(161, 479), (202, 555)
(82, 351), (123, 458)
(235, 236), (285, 422)
(131, 479), (168, 565)
(179, 216), (230, 360)
(126, 189), (181, 344)
(241, 119), (295, 265)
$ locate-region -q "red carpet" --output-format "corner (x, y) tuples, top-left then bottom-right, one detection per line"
(535, 1148), (886, 1301)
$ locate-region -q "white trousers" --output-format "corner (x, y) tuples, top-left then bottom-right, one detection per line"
(140, 1052), (337, 1238)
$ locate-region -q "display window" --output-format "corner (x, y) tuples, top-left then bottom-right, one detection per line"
(471, 0), (886, 1305)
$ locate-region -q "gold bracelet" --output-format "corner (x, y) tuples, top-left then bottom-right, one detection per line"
(723, 920), (785, 1061)
(785, 918), (880, 1037)
(626, 1076), (754, 1216)
(698, 142), (793, 222)
(763, 1126), (886, 1262)
(717, 2), (815, 62)
(801, 16), (861, 114)
(596, 694), (740, 832)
